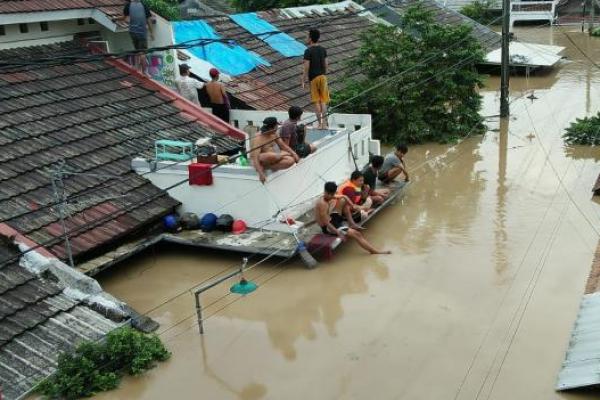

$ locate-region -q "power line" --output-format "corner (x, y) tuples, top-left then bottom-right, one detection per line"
(0, 1), (393, 69)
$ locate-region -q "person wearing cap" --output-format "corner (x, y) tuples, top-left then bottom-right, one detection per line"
(250, 117), (299, 183)
(205, 68), (230, 123)
(176, 64), (204, 105)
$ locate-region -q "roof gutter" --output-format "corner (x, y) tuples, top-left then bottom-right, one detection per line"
(108, 58), (248, 142)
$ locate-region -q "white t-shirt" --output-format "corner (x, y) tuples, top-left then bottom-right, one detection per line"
(176, 76), (204, 104)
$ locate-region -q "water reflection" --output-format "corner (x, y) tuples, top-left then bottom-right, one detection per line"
(200, 338), (267, 400)
(495, 118), (509, 275)
(219, 258), (389, 361)
(396, 136), (486, 253)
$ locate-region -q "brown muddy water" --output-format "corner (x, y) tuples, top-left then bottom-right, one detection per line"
(94, 27), (600, 400)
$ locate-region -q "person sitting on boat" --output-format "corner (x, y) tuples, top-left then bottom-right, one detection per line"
(279, 107), (316, 158)
(315, 181), (391, 255)
(378, 143), (409, 184)
(338, 170), (374, 213)
(250, 117), (299, 183)
(293, 124), (316, 158)
(362, 155), (390, 207)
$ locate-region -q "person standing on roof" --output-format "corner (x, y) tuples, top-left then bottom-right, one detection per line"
(176, 64), (204, 105)
(205, 68), (231, 123)
(123, 0), (153, 75)
(302, 28), (329, 130)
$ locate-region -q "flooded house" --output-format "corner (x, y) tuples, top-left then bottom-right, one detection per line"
(0, 2), (245, 398)
(0, 2), (395, 398)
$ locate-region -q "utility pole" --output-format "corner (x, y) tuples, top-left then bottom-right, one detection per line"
(590, 0), (596, 34)
(51, 161), (75, 269)
(500, 0), (511, 117)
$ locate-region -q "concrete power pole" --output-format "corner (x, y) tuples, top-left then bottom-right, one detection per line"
(500, 0), (511, 117)
(51, 162), (75, 269)
(590, 0), (596, 34)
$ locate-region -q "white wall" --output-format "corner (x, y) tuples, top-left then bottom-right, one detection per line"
(0, 18), (100, 50)
(132, 123), (374, 231)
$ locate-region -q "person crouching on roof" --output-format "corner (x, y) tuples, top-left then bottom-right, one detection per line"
(205, 68), (230, 123)
(315, 182), (391, 254)
(378, 143), (409, 184)
(250, 117), (299, 184)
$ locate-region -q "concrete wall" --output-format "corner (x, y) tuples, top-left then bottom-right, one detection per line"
(132, 111), (375, 230)
(0, 18), (100, 50)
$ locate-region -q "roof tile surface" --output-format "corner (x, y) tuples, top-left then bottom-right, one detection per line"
(0, 243), (121, 400)
(0, 41), (241, 262)
(203, 6), (374, 111)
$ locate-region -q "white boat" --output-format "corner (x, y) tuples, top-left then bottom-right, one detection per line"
(130, 109), (407, 267)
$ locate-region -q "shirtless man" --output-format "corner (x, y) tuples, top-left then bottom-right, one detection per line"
(250, 117), (299, 183)
(315, 182), (391, 255)
(205, 68), (230, 122)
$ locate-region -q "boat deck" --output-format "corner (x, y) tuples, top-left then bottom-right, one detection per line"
(78, 182), (409, 276)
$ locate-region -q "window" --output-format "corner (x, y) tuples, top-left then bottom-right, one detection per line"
(0, 26), (5, 36)
(88, 18), (95, 24)
(77, 18), (85, 25)
(40, 22), (49, 31)
(19, 23), (28, 33)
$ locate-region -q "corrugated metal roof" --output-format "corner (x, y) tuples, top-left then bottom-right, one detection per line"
(557, 291), (600, 390)
(0, 242), (122, 400)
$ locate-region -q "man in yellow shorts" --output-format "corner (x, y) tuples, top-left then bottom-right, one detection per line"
(302, 28), (329, 129)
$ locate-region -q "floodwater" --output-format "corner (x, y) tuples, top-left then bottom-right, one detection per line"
(95, 27), (600, 400)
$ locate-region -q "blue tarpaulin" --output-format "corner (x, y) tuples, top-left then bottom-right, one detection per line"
(172, 20), (270, 76)
(229, 13), (307, 58)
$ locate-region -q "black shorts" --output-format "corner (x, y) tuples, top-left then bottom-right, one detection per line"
(211, 103), (230, 123)
(295, 143), (311, 158)
(130, 33), (148, 50)
(321, 213), (344, 235)
(378, 171), (391, 183)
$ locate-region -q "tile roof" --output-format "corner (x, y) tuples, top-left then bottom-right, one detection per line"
(0, 41), (242, 262)
(0, 240), (121, 400)
(0, 0), (129, 27)
(0, 0), (125, 13)
(202, 5), (374, 111)
(369, 0), (502, 52)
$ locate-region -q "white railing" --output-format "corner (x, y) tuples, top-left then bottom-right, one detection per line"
(510, 0), (557, 26)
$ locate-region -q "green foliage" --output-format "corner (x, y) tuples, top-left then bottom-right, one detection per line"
(332, 5), (486, 144)
(592, 27), (600, 37)
(36, 327), (171, 400)
(563, 112), (600, 145)
(143, 0), (180, 20)
(231, 0), (336, 11)
(460, 0), (498, 25)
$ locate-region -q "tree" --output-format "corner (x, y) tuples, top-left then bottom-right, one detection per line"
(333, 5), (486, 144)
(563, 112), (600, 145)
(460, 0), (499, 25)
(143, 0), (181, 20)
(231, 0), (336, 12)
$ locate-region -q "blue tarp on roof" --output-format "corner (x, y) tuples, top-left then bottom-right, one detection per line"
(230, 13), (307, 58)
(172, 20), (270, 76)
